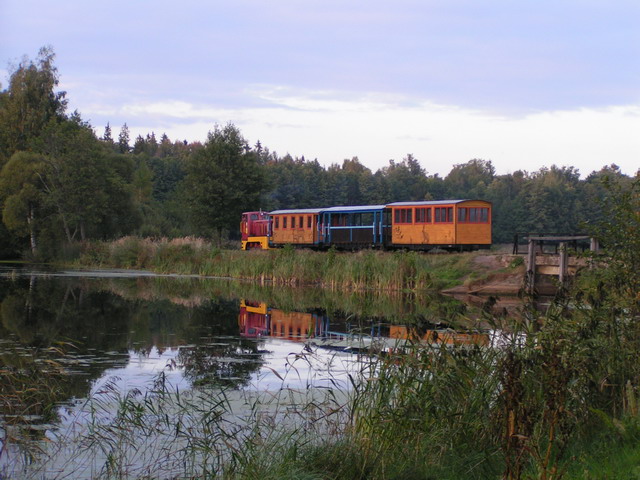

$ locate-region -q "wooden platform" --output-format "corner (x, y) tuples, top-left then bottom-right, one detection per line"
(519, 234), (599, 295)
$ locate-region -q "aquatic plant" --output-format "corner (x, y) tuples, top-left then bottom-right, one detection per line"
(71, 236), (487, 292)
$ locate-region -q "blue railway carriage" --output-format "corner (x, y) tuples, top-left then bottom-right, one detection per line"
(319, 205), (390, 248)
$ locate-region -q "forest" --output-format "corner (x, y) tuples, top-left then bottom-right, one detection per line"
(0, 47), (636, 260)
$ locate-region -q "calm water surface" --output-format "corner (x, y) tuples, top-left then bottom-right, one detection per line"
(0, 265), (495, 478)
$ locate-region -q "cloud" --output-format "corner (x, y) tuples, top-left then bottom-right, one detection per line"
(109, 88), (639, 178)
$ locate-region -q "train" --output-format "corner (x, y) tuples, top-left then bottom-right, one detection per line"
(240, 199), (492, 251)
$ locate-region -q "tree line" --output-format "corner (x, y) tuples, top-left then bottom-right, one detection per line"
(0, 47), (636, 259)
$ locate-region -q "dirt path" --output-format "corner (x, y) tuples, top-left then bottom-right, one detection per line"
(444, 254), (525, 296)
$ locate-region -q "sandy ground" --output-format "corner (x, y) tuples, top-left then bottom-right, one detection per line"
(445, 253), (525, 296)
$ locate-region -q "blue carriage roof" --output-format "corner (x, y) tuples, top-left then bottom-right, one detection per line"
(321, 205), (387, 213)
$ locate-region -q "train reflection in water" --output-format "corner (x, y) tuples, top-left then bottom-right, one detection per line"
(238, 300), (491, 352)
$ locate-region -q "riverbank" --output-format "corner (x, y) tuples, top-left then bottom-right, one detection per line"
(5, 240), (640, 478)
(66, 236), (522, 292)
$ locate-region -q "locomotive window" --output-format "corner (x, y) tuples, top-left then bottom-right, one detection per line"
(291, 216), (296, 228)
(250, 214), (258, 220)
(275, 217), (280, 229)
(283, 217), (287, 229)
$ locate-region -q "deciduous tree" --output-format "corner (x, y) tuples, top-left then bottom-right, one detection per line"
(0, 46), (67, 163)
(182, 124), (265, 240)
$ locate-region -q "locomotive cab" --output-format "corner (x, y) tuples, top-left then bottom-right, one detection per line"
(240, 211), (271, 250)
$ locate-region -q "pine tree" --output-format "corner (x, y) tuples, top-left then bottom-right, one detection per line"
(118, 123), (130, 154)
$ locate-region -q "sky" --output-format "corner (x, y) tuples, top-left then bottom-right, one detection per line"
(1, 0), (638, 177)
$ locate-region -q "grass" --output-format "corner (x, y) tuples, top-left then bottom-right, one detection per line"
(67, 236), (489, 293)
(562, 421), (640, 480)
(6, 231), (640, 479)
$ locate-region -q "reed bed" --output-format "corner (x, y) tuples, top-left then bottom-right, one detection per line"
(70, 237), (480, 292)
(5, 290), (640, 479)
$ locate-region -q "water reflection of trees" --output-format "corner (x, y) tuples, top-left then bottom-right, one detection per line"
(0, 269), (492, 437)
(177, 339), (263, 388)
(0, 275), (267, 430)
(171, 298), (266, 389)
(85, 275), (476, 328)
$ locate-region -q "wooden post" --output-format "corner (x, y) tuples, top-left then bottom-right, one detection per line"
(526, 239), (536, 294)
(590, 237), (599, 252)
(558, 242), (567, 285)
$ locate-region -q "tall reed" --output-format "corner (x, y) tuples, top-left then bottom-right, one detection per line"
(71, 237), (483, 292)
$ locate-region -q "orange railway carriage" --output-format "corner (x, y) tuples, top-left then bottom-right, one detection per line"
(388, 200), (491, 250)
(269, 208), (323, 247)
(238, 300), (328, 340)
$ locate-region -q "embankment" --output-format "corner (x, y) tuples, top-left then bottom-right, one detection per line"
(68, 236), (524, 293)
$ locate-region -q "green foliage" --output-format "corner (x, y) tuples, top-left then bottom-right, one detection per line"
(585, 174), (640, 315)
(70, 237), (476, 292)
(0, 48), (142, 258)
(6, 181), (640, 479)
(0, 152), (49, 253)
(0, 46), (67, 159)
(1, 45), (638, 267)
(444, 158), (495, 199)
(182, 124), (266, 239)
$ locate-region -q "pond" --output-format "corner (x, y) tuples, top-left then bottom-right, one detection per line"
(0, 265), (498, 479)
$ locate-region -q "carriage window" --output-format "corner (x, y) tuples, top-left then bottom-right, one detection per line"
(435, 207), (453, 223)
(307, 216), (312, 228)
(394, 208), (413, 224)
(415, 208), (432, 223)
(275, 217), (280, 229)
(331, 214), (348, 226)
(291, 216), (296, 228)
(458, 207), (489, 223)
(299, 216), (303, 228)
(283, 217), (287, 229)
